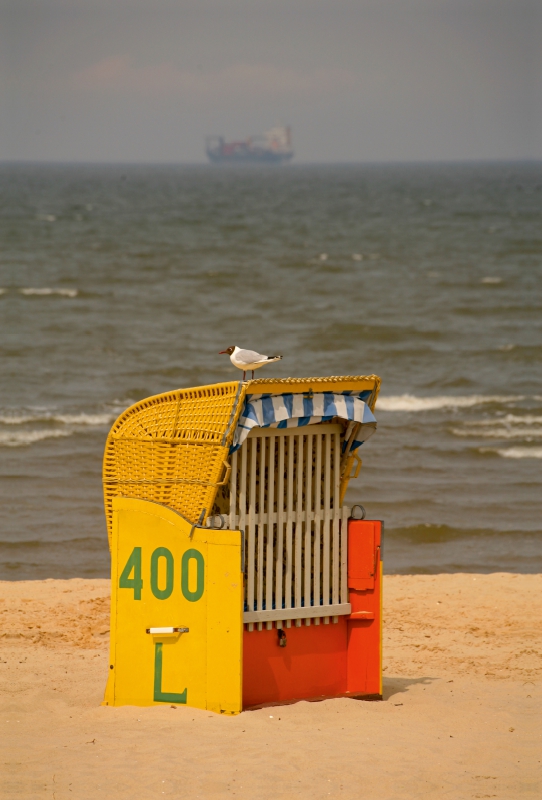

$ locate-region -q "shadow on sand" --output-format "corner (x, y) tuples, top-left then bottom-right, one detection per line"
(381, 676), (439, 700)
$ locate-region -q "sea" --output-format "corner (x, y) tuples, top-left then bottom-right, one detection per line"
(1, 161), (540, 579)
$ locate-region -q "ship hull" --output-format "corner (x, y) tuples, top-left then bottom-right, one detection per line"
(206, 150), (293, 165)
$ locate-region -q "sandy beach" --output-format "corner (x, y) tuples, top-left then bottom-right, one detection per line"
(1, 573), (540, 799)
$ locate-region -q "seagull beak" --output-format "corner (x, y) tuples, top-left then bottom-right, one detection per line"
(218, 350), (228, 354)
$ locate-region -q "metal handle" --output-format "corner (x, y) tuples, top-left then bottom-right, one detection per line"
(146, 627), (189, 635)
(349, 453), (362, 479)
(350, 504), (366, 520)
(207, 513), (227, 530)
(216, 460), (232, 486)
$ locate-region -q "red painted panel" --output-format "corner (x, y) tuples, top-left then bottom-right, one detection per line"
(243, 619), (347, 708)
(348, 520), (376, 590)
(346, 520), (382, 697)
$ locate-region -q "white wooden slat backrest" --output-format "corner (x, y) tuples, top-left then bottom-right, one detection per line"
(265, 435), (275, 630)
(247, 438), (257, 631)
(313, 434), (322, 625)
(275, 435), (285, 625)
(304, 433), (313, 625)
(257, 434), (266, 629)
(229, 423), (351, 627)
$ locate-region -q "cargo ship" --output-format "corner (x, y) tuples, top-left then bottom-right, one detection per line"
(205, 125), (293, 164)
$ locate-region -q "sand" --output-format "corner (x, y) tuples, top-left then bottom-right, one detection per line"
(1, 573), (540, 799)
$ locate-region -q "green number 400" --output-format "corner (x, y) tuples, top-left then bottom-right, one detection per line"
(119, 546), (204, 602)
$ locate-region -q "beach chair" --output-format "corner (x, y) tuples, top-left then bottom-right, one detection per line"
(102, 375), (383, 714)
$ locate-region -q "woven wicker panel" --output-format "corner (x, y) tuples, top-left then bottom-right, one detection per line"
(112, 385), (241, 443)
(108, 442), (228, 522)
(103, 382), (244, 546)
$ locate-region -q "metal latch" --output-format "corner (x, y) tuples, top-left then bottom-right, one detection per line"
(189, 508), (206, 539)
(145, 627), (189, 634)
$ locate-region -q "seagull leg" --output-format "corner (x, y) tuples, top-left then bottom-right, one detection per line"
(242, 371), (246, 380)
(251, 370), (254, 379)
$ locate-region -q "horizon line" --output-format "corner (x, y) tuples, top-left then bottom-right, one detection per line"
(1, 157), (541, 168)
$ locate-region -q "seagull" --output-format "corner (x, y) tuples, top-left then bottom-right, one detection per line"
(219, 346), (283, 380)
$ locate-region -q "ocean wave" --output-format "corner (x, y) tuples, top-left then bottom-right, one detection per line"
(377, 394), (521, 412)
(0, 411), (113, 426)
(466, 414), (542, 425)
(452, 415), (542, 440)
(479, 447), (542, 459)
(19, 288), (78, 298)
(0, 407), (117, 448)
(50, 412), (113, 425)
(0, 429), (71, 447)
(0, 535), (105, 548)
(454, 427), (542, 440)
(386, 523), (533, 542)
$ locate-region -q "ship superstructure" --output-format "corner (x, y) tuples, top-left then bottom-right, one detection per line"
(206, 125), (293, 164)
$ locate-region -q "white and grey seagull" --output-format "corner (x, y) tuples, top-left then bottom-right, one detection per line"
(219, 346), (283, 380)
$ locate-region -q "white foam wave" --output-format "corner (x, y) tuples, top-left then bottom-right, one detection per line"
(377, 394), (520, 412)
(480, 447), (542, 459)
(0, 429), (71, 448)
(452, 414), (542, 440)
(53, 413), (113, 426)
(19, 288), (78, 298)
(467, 415), (542, 426)
(453, 427), (542, 441)
(0, 415), (35, 425)
(0, 412), (113, 426)
(0, 407), (117, 448)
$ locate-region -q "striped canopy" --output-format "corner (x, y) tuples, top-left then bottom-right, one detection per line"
(231, 390), (377, 453)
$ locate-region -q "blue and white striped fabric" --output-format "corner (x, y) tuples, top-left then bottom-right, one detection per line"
(231, 391), (377, 453)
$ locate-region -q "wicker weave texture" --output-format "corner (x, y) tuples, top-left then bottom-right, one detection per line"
(103, 382), (243, 545)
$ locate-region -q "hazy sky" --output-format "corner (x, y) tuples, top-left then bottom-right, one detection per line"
(1, 0), (540, 162)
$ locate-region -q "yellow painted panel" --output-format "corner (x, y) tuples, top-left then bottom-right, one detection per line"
(103, 497), (243, 714)
(206, 543), (243, 714)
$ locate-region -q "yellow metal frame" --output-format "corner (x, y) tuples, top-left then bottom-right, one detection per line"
(102, 375), (381, 547)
